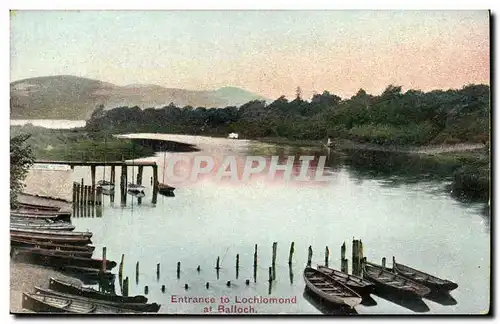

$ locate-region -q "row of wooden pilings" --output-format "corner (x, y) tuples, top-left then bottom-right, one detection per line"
(73, 179), (102, 206)
(112, 239), (364, 296)
(72, 164), (159, 206)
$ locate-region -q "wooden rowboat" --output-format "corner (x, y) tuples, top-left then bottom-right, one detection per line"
(35, 286), (160, 312)
(10, 223), (76, 231)
(391, 257), (458, 292)
(303, 267), (362, 308)
(12, 246), (94, 258)
(317, 265), (375, 296)
(22, 292), (142, 314)
(11, 213), (60, 221)
(17, 203), (61, 211)
(11, 249), (116, 270)
(10, 228), (92, 245)
(11, 238), (95, 252)
(13, 209), (71, 217)
(49, 277), (148, 304)
(362, 261), (431, 298)
(158, 183), (175, 196)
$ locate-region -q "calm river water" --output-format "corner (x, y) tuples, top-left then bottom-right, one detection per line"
(68, 134), (490, 315)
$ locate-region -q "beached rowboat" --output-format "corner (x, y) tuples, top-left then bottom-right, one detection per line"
(35, 286), (160, 312)
(22, 292), (142, 314)
(362, 261), (431, 298)
(303, 267), (362, 308)
(317, 265), (375, 296)
(391, 257), (458, 292)
(49, 277), (148, 304)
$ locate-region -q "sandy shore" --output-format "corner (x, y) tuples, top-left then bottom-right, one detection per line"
(10, 261), (82, 313)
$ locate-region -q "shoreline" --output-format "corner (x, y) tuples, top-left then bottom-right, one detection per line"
(10, 262), (83, 313)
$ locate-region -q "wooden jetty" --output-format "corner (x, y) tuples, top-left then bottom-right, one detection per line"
(34, 160), (159, 205)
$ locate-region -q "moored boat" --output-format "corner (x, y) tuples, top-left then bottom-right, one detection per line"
(303, 267), (362, 308)
(10, 223), (76, 231)
(362, 261), (431, 298)
(97, 180), (115, 192)
(127, 183), (145, 192)
(12, 246), (94, 258)
(34, 286), (160, 312)
(22, 292), (142, 314)
(158, 183), (175, 196)
(11, 213), (61, 221)
(391, 257), (458, 292)
(49, 277), (148, 304)
(10, 229), (92, 245)
(17, 203), (61, 211)
(12, 209), (71, 217)
(317, 265), (375, 296)
(11, 238), (95, 252)
(11, 249), (116, 270)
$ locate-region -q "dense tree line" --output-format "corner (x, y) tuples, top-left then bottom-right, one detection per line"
(85, 84), (490, 146)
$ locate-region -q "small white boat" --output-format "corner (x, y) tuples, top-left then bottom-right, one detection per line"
(127, 183), (145, 194)
(303, 267), (362, 308)
(97, 180), (115, 192)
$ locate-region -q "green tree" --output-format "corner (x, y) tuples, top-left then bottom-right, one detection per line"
(10, 134), (35, 208)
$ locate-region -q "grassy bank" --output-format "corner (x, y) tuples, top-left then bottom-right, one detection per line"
(10, 125), (155, 161)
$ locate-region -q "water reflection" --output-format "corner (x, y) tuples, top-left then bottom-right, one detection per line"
(372, 291), (430, 313)
(302, 287), (358, 315)
(289, 266), (294, 285)
(424, 292), (458, 306)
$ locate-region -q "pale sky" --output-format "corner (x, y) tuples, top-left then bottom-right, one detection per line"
(10, 10), (490, 99)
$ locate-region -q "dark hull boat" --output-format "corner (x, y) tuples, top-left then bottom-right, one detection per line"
(49, 277), (148, 304)
(10, 216), (69, 224)
(317, 265), (375, 296)
(22, 292), (142, 314)
(158, 183), (175, 196)
(17, 203), (61, 211)
(127, 190), (145, 198)
(60, 266), (115, 281)
(12, 249), (116, 270)
(97, 180), (115, 192)
(12, 246), (94, 258)
(392, 257), (458, 292)
(12, 209), (72, 217)
(303, 267), (362, 308)
(11, 212), (61, 221)
(10, 228), (92, 245)
(11, 238), (95, 252)
(10, 223), (76, 231)
(35, 286), (160, 312)
(362, 261), (431, 298)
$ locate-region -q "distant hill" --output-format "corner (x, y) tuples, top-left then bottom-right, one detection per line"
(10, 75), (269, 120)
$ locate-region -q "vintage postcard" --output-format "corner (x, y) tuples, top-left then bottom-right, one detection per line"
(9, 10), (490, 315)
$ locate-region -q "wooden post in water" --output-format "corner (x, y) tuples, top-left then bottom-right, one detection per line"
(268, 267), (272, 283)
(83, 185), (88, 206)
(80, 178), (84, 205)
(137, 166), (143, 185)
(272, 242), (277, 281)
(96, 186), (102, 205)
(253, 244), (258, 283)
(352, 239), (361, 276)
(101, 247), (107, 274)
(118, 254), (124, 280)
(152, 165), (158, 204)
(288, 242), (295, 265)
(123, 277), (129, 297)
(110, 166), (116, 184)
(325, 246), (329, 267)
(120, 165), (127, 205)
(216, 257), (220, 270)
(341, 242), (348, 273)
(72, 182), (77, 205)
(136, 261), (140, 283)
(307, 246), (313, 267)
(177, 262), (181, 279)
(382, 257), (386, 268)
(91, 165), (96, 189)
(157, 263), (160, 280)
(236, 254), (239, 279)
